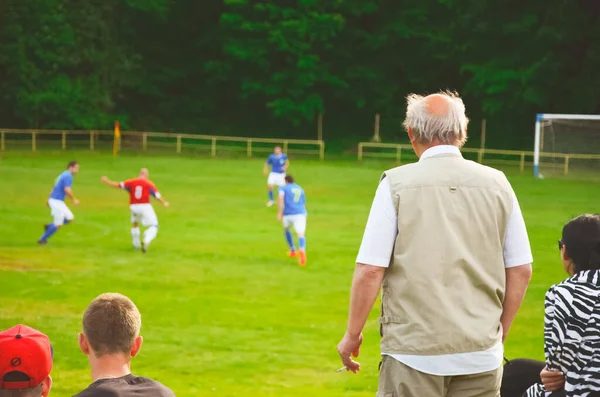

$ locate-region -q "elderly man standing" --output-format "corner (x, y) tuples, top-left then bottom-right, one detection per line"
(337, 91), (533, 397)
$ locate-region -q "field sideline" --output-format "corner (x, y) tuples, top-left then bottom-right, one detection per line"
(0, 151), (597, 396)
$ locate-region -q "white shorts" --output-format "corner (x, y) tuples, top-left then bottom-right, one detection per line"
(283, 214), (307, 234)
(48, 198), (74, 226)
(130, 204), (158, 227)
(267, 172), (286, 187)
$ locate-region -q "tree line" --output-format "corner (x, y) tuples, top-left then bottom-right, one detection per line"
(0, 0), (598, 149)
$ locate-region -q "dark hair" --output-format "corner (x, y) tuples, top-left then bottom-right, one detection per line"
(67, 161), (78, 169)
(562, 214), (600, 273)
(284, 175), (294, 184)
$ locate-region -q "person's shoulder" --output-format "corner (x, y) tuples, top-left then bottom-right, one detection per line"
(462, 159), (506, 176)
(72, 385), (120, 397)
(382, 162), (419, 178)
(135, 377), (176, 396)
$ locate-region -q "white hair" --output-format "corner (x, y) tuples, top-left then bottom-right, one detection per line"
(402, 91), (469, 147)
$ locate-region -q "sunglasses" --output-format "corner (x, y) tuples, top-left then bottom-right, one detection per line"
(558, 240), (564, 250)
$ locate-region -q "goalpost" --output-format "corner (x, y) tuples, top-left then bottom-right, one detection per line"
(534, 113), (600, 178)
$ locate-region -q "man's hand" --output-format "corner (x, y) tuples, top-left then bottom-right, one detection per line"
(72, 198), (80, 206)
(163, 201), (169, 208)
(337, 332), (362, 373)
(101, 176), (108, 183)
(541, 367), (565, 392)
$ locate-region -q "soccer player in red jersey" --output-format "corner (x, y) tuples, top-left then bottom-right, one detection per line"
(101, 168), (169, 253)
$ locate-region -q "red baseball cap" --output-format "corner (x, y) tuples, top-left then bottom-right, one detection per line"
(0, 324), (53, 389)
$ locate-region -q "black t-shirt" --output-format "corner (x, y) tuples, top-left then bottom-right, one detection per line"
(73, 374), (175, 397)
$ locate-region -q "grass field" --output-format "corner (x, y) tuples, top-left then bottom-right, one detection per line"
(0, 151), (598, 397)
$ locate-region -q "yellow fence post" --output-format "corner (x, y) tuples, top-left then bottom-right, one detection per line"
(396, 146), (401, 165)
(358, 143), (363, 160)
(62, 131), (66, 150)
(283, 140), (288, 153)
(211, 137), (217, 156)
(247, 139), (252, 157)
(90, 131), (95, 150)
(477, 149), (483, 164)
(32, 132), (36, 152)
(142, 133), (147, 151)
(0, 131), (4, 152)
(564, 156), (570, 176)
(176, 135), (182, 154)
(319, 141), (324, 160)
(520, 152), (525, 174)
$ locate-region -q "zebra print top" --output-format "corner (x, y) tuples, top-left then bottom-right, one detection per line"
(526, 270), (600, 397)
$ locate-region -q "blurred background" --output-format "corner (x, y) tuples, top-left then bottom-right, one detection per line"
(0, 0), (598, 151)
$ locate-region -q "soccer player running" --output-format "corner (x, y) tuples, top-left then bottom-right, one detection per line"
(101, 168), (168, 253)
(277, 175), (307, 266)
(38, 161), (80, 245)
(263, 145), (289, 207)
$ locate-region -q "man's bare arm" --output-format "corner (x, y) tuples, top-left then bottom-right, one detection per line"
(347, 263), (385, 336)
(101, 176), (120, 188)
(277, 193), (284, 219)
(337, 263), (385, 373)
(156, 195), (169, 207)
(64, 186), (79, 205)
(501, 264), (532, 342)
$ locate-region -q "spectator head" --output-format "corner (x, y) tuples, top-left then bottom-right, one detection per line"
(559, 214), (600, 275)
(284, 175), (294, 184)
(402, 91), (469, 149)
(78, 293), (143, 360)
(0, 325), (53, 397)
(67, 161), (79, 175)
(274, 146), (282, 155)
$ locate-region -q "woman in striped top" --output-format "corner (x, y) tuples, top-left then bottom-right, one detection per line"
(523, 214), (600, 397)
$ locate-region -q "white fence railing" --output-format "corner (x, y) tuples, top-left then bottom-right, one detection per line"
(0, 129), (325, 159)
(357, 142), (600, 176)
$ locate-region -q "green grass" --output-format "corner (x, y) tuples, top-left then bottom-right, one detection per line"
(0, 151), (598, 396)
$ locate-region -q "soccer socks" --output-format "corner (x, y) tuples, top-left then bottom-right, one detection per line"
(268, 190), (274, 201)
(285, 230), (296, 251)
(143, 226), (158, 245)
(131, 227), (141, 248)
(298, 236), (306, 251)
(39, 224), (58, 242)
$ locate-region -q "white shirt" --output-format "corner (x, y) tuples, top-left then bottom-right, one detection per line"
(356, 145), (533, 376)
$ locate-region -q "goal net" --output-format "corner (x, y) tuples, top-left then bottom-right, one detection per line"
(534, 114), (600, 178)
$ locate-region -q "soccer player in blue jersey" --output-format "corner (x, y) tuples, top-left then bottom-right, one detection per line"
(277, 175), (307, 266)
(263, 146), (289, 207)
(38, 161), (80, 244)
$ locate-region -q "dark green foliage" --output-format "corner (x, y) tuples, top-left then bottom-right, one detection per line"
(0, 0), (598, 147)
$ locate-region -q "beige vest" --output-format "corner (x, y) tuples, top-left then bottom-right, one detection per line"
(379, 153), (513, 355)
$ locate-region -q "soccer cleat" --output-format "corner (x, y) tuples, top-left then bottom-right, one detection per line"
(141, 242), (147, 253)
(266, 200), (274, 207)
(298, 250), (306, 266)
(288, 250), (297, 258)
(38, 240), (47, 245)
